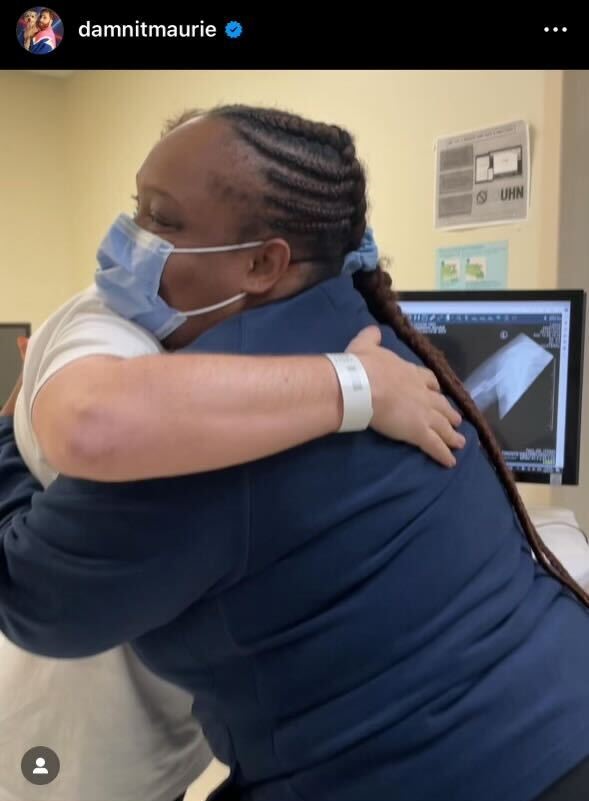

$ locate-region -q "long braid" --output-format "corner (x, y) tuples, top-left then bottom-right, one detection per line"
(165, 104), (589, 607)
(354, 268), (589, 608)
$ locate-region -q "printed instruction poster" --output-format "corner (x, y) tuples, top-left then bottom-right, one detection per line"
(436, 241), (508, 290)
(435, 121), (530, 230)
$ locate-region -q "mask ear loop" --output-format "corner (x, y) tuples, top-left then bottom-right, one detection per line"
(182, 292), (247, 318)
(171, 241), (264, 254)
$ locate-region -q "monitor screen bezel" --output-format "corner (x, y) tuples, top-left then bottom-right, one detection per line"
(0, 323), (31, 335)
(396, 290), (586, 485)
(0, 321), (32, 402)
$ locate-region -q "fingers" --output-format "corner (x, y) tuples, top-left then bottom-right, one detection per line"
(419, 429), (456, 468)
(418, 366), (440, 393)
(17, 337), (29, 361)
(429, 391), (462, 429)
(416, 408), (466, 468)
(430, 410), (466, 451)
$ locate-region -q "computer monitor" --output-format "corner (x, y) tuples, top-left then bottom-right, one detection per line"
(0, 323), (31, 407)
(396, 291), (586, 485)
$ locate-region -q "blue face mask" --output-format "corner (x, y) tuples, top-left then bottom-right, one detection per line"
(95, 213), (264, 341)
(95, 214), (380, 342)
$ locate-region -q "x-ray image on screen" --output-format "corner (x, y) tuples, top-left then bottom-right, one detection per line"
(464, 333), (554, 420)
(423, 320), (561, 458)
(396, 296), (576, 479)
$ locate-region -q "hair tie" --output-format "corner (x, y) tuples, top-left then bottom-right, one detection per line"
(342, 227), (379, 275)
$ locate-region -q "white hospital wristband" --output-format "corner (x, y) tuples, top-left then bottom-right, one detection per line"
(324, 353), (374, 433)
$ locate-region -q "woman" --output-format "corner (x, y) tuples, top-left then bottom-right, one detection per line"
(2, 105), (589, 801)
(0, 117), (460, 801)
(0, 167), (460, 801)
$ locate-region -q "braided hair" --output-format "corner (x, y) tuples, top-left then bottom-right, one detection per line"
(165, 104), (589, 607)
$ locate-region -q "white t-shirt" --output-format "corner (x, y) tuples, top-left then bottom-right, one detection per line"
(1, 285), (212, 801)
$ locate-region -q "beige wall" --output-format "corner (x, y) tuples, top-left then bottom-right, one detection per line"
(2, 69), (567, 505)
(59, 70), (561, 296)
(0, 72), (75, 329)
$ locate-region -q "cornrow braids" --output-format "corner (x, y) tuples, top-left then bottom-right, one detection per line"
(169, 105), (368, 263)
(164, 103), (589, 606)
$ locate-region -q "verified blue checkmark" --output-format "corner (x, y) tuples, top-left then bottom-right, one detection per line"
(225, 20), (243, 39)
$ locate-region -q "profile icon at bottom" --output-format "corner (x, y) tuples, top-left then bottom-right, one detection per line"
(21, 746), (60, 785)
(33, 757), (48, 774)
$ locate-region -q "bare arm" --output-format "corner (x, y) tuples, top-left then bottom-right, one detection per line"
(30, 327), (464, 481)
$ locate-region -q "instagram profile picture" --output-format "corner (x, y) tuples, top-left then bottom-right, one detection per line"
(16, 8), (63, 54)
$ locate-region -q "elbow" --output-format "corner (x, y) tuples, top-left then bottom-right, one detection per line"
(39, 397), (119, 480)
